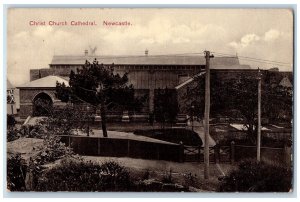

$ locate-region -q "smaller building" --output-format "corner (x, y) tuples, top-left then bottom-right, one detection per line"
(17, 76), (69, 119)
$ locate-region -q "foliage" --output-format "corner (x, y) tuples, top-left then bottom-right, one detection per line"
(183, 72), (292, 144)
(7, 115), (16, 128)
(183, 172), (198, 188)
(7, 124), (45, 142)
(40, 104), (94, 136)
(56, 59), (145, 137)
(154, 88), (179, 126)
(19, 124), (46, 139)
(161, 168), (173, 184)
(7, 128), (20, 142)
(7, 153), (27, 191)
(35, 159), (132, 191)
(219, 159), (292, 192)
(34, 135), (74, 165)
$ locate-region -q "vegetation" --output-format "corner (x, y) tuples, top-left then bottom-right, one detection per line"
(35, 159), (131, 191)
(184, 72), (292, 144)
(219, 159), (292, 192)
(7, 114), (16, 129)
(56, 59), (145, 137)
(154, 88), (179, 127)
(7, 153), (27, 191)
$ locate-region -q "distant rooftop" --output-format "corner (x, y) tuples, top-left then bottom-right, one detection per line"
(50, 54), (251, 69)
(18, 75), (69, 88)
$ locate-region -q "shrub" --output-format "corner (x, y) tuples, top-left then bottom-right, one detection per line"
(35, 159), (132, 191)
(219, 159), (292, 192)
(34, 135), (74, 165)
(7, 115), (16, 128)
(7, 153), (27, 191)
(7, 128), (20, 142)
(161, 168), (173, 184)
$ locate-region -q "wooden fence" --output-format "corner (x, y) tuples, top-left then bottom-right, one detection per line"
(58, 136), (291, 165)
(183, 142), (291, 165)
(58, 135), (183, 162)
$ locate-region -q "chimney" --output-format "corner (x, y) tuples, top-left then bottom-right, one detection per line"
(84, 49), (88, 56)
(145, 49), (149, 56)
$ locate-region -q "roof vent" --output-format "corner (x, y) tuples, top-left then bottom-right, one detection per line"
(84, 49), (88, 56)
(145, 49), (149, 56)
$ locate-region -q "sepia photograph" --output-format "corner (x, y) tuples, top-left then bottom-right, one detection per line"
(5, 7), (294, 193)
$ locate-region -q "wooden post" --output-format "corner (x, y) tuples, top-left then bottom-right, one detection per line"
(179, 141), (184, 163)
(257, 68), (262, 162)
(215, 143), (220, 164)
(204, 51), (213, 179)
(231, 141), (235, 164)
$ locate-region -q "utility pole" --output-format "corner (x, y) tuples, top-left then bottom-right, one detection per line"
(257, 68), (262, 162)
(204, 50), (213, 179)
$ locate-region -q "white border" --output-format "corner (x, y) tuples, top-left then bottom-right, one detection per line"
(1, 0), (299, 201)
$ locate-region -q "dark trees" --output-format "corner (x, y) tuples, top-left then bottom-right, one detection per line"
(183, 72), (292, 144)
(154, 88), (179, 127)
(56, 59), (144, 137)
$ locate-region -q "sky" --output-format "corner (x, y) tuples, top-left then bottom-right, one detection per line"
(7, 8), (294, 86)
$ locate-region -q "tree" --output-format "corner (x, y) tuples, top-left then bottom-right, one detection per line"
(56, 59), (144, 137)
(154, 87), (179, 128)
(183, 72), (292, 144)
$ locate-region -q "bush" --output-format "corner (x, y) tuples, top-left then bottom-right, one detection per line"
(7, 115), (16, 128)
(35, 159), (132, 191)
(7, 153), (27, 191)
(219, 159), (292, 192)
(7, 128), (20, 142)
(35, 135), (74, 165)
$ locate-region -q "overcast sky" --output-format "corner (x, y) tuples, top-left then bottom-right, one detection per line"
(7, 8), (293, 86)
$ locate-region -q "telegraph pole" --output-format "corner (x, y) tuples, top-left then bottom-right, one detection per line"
(257, 68), (262, 162)
(204, 51), (213, 179)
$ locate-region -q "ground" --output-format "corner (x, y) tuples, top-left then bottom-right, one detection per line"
(7, 134), (236, 191)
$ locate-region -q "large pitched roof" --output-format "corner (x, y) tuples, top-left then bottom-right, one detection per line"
(50, 55), (250, 68)
(18, 76), (69, 88)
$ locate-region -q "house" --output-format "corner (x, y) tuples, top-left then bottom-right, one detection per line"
(7, 80), (18, 115)
(18, 76), (69, 119)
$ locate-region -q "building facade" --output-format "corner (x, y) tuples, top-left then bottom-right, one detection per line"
(18, 50), (292, 121)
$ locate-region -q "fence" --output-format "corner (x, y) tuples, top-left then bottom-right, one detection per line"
(58, 135), (183, 162)
(58, 135), (291, 165)
(233, 143), (291, 166)
(183, 142), (291, 165)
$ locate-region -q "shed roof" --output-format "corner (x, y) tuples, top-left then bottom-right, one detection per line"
(18, 76), (69, 88)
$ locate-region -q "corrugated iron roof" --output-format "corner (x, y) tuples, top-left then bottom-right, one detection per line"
(50, 55), (243, 67)
(18, 75), (69, 88)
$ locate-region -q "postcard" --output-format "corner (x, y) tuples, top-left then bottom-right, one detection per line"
(6, 7), (294, 193)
